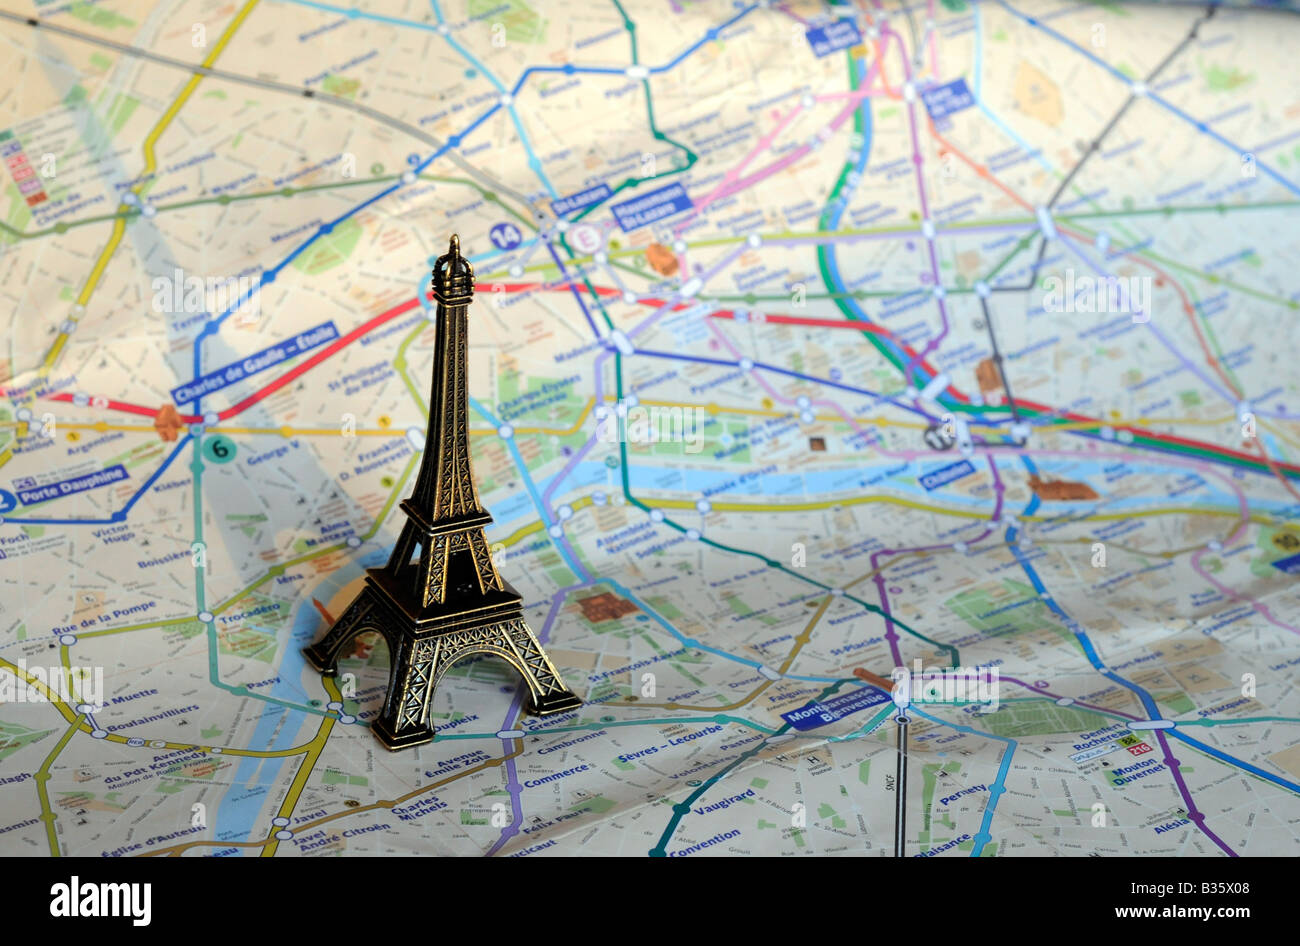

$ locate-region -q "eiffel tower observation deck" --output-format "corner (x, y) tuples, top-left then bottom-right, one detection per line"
(303, 234), (581, 750)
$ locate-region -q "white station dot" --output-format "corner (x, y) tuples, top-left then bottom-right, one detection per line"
(15, 408), (32, 421)
(686, 528), (701, 540)
(402, 170), (416, 185)
(1132, 81), (1147, 96)
(672, 240), (686, 253)
(73, 392), (89, 407)
(974, 281), (991, 298)
(739, 358), (754, 372)
(746, 233), (761, 249)
(509, 264), (524, 277)
(339, 715), (356, 724)
(91, 729), (108, 739)
(204, 411), (219, 425)
(346, 536), (361, 548)
(592, 490), (607, 505)
(800, 411), (815, 424)
(1117, 429), (1134, 444)
(77, 703), (95, 714)
(555, 220), (569, 233)
(1099, 426), (1116, 441)
(932, 285), (945, 299)
(142, 204), (157, 217)
(830, 587), (845, 596)
(272, 817), (291, 827)
(275, 830), (293, 840)
(499, 93), (512, 106)
(649, 509), (665, 522)
(558, 504), (573, 520)
(548, 524), (564, 537)
(1208, 539), (1223, 552)
(954, 541), (968, 554)
(800, 93), (815, 109)
(1056, 697), (1075, 706)
(198, 611), (214, 624)
(59, 634), (77, 645)
(210, 746), (223, 754)
(696, 499), (711, 513)
(327, 701), (343, 711)
(594, 251), (608, 265)
(796, 395), (811, 409)
(498, 424), (514, 439)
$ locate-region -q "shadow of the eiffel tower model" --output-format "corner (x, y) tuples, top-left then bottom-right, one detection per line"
(304, 235), (582, 750)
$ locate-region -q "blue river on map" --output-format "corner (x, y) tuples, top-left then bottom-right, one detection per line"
(482, 454), (1294, 534)
(212, 549), (383, 846)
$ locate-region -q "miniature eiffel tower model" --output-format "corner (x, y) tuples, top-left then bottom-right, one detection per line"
(304, 235), (582, 750)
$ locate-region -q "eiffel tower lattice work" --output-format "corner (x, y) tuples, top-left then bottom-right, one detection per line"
(304, 234), (582, 750)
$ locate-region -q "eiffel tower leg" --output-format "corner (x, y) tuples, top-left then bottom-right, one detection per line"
(302, 586), (387, 675)
(372, 636), (438, 751)
(501, 618), (583, 716)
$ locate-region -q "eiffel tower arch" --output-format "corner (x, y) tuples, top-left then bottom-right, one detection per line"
(304, 235), (581, 750)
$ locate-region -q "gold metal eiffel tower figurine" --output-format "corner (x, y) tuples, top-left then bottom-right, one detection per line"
(304, 234), (582, 750)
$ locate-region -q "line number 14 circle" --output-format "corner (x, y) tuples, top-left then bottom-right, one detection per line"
(489, 222), (523, 250)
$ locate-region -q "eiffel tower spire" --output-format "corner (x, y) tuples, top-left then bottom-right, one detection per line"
(413, 233), (484, 518)
(382, 235), (505, 611)
(304, 234), (581, 750)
